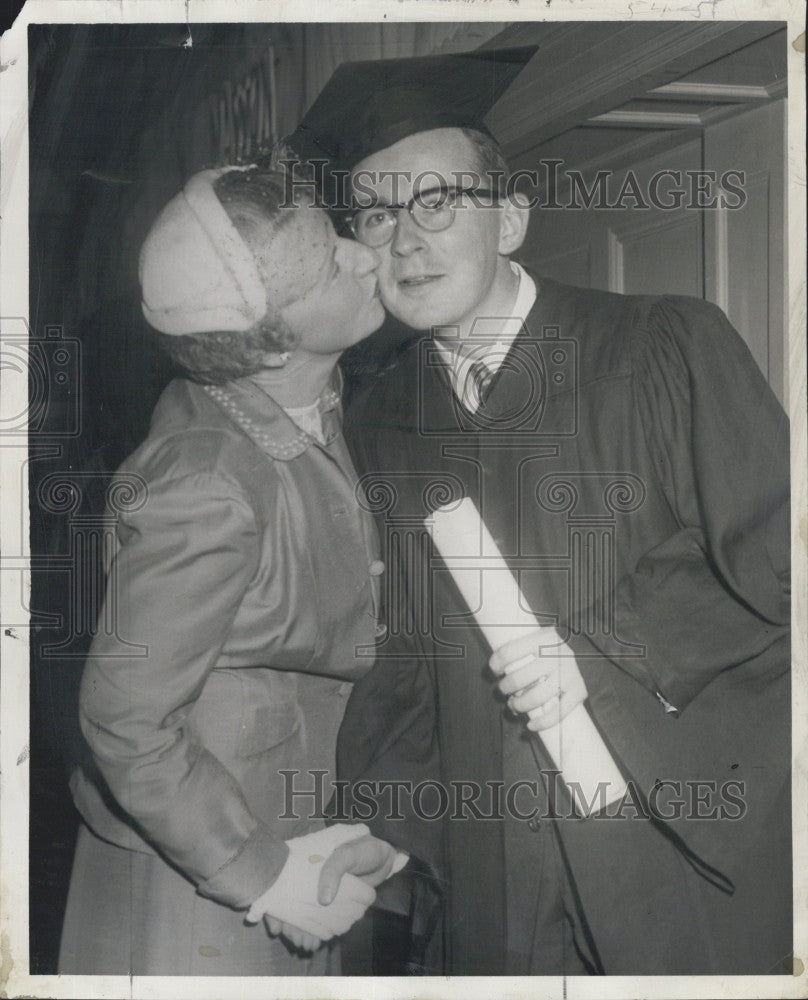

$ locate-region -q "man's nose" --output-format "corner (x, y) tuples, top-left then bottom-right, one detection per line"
(389, 209), (426, 257)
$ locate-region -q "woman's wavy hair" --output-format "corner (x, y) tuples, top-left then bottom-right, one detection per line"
(151, 167), (299, 385)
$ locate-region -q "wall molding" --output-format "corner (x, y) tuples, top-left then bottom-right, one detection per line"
(494, 21), (783, 154)
(648, 80), (787, 102)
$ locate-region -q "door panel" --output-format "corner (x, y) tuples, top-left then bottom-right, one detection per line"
(704, 100), (785, 401)
(609, 212), (702, 298)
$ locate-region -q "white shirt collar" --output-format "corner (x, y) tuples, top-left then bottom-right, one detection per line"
(435, 262), (537, 412)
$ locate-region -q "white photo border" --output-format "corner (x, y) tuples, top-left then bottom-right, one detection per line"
(1, 2), (805, 998)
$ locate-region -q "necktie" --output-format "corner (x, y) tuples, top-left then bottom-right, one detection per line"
(466, 358), (495, 410)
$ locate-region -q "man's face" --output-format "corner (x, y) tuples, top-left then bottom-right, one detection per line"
(350, 128), (504, 331)
(261, 206), (384, 356)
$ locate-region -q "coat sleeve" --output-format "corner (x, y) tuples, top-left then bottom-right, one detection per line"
(589, 295), (789, 712)
(79, 469), (289, 908)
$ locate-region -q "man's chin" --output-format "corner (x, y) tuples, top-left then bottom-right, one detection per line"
(377, 283), (449, 331)
(381, 298), (457, 333)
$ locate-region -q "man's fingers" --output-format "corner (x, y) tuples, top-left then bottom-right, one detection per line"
(318, 838), (384, 903)
(526, 697), (561, 731)
(489, 629), (560, 676)
(498, 661), (556, 697)
(321, 906), (367, 936)
(339, 872), (377, 908)
(333, 874), (377, 921)
(317, 844), (354, 905)
(264, 916), (282, 936)
(505, 656), (587, 712)
(509, 676), (561, 714)
(525, 689), (591, 731)
(489, 639), (536, 676)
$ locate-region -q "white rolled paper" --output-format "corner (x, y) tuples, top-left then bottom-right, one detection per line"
(427, 497), (627, 815)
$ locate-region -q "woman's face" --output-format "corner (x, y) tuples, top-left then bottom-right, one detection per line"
(261, 206), (384, 356)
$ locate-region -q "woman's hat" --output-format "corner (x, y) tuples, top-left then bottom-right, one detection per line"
(139, 166), (267, 336)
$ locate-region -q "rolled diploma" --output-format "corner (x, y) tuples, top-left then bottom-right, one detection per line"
(427, 497), (627, 814)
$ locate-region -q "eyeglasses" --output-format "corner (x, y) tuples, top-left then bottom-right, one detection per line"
(346, 184), (500, 248)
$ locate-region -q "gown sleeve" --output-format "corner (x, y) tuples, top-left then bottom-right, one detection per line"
(600, 294), (789, 712)
(79, 469), (289, 908)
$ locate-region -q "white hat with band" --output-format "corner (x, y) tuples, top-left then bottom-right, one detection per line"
(139, 166), (267, 336)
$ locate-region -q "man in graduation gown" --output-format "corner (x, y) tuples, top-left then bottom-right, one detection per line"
(290, 48), (792, 975)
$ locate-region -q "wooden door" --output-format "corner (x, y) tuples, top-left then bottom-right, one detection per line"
(516, 101), (785, 402)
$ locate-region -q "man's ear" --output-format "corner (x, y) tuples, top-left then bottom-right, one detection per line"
(498, 192), (530, 256)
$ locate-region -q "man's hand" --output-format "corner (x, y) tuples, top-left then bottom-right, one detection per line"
(318, 834), (407, 906)
(489, 629), (588, 731)
(245, 824), (376, 941)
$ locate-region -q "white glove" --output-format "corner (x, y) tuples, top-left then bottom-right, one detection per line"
(245, 824), (376, 940)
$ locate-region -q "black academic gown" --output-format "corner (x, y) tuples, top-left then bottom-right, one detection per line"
(337, 276), (791, 975)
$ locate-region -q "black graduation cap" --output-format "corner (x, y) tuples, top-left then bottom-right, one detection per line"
(287, 45), (537, 177)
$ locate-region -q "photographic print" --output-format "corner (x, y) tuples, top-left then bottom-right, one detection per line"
(1, 3), (805, 998)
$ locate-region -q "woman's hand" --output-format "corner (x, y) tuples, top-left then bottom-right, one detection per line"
(264, 916), (322, 954)
(488, 629), (588, 731)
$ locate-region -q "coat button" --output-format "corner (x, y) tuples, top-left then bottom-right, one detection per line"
(369, 560), (385, 576)
(527, 815), (541, 833)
